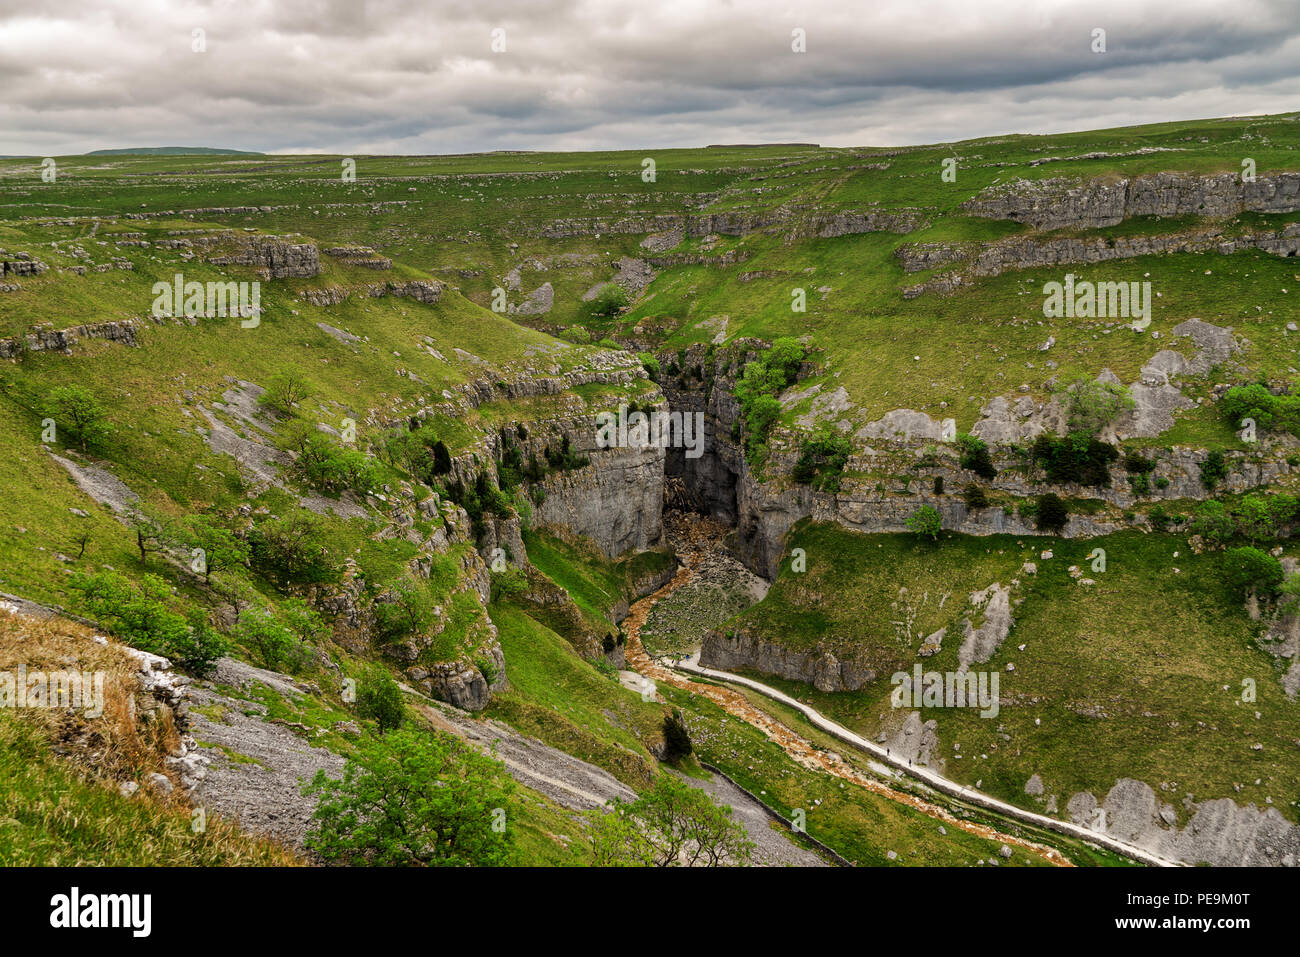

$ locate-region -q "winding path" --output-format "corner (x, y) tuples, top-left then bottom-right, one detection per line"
(666, 654), (1181, 868)
(620, 517), (1181, 868)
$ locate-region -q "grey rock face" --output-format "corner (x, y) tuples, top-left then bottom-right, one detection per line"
(898, 221), (1300, 296)
(0, 319), (138, 359)
(956, 584), (1014, 670)
(535, 440), (665, 556)
(961, 172), (1300, 230)
(322, 245), (391, 269)
(538, 205), (922, 242)
(421, 652), (504, 711)
(208, 236), (321, 279)
(1068, 778), (1300, 867)
(699, 627), (875, 692)
(512, 281), (554, 315)
(1, 254), (48, 277)
(857, 408), (949, 442)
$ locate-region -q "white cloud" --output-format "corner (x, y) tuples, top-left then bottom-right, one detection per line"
(1, 0), (1297, 154)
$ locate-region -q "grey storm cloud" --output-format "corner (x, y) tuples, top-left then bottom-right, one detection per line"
(1, 0), (1298, 155)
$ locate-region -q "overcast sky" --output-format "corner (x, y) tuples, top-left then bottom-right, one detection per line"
(2, 0), (1298, 155)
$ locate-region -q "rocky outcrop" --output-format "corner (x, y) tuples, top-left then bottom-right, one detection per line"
(534, 436), (665, 557)
(857, 408), (951, 443)
(961, 171), (1300, 230)
(1066, 777), (1300, 867)
(512, 281), (554, 315)
(0, 319), (138, 358)
(322, 245), (391, 269)
(535, 204), (923, 242)
(414, 652), (504, 711)
(900, 221), (1300, 296)
(659, 330), (1288, 580)
(699, 627), (875, 692)
(956, 584), (1014, 670)
(209, 236), (321, 279)
(301, 278), (443, 307)
(1, 252), (48, 277)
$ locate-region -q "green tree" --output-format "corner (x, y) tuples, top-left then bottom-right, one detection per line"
(70, 571), (226, 675)
(1219, 383), (1298, 433)
(765, 337), (806, 382)
(662, 709), (692, 763)
(1061, 376), (1135, 436)
(173, 611), (230, 678)
(356, 665), (404, 734)
(590, 283), (629, 317)
(171, 513), (249, 585)
(732, 339), (806, 466)
(586, 804), (656, 866)
(248, 510), (337, 587)
(1189, 500), (1235, 546)
(258, 372), (311, 416)
(303, 727), (514, 866)
(234, 613), (300, 671)
(45, 385), (112, 453)
(374, 579), (433, 642)
(613, 774), (754, 867)
(1223, 546), (1284, 599)
(1233, 494), (1276, 543)
(1035, 493), (1069, 533)
(905, 505), (943, 541)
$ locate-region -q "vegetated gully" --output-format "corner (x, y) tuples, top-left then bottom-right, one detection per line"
(615, 403), (1077, 868)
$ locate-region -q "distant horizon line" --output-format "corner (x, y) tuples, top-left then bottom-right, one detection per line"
(3, 109), (1296, 160)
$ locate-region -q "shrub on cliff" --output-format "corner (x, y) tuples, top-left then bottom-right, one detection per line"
(734, 338), (806, 466)
(792, 432), (852, 491)
(1035, 493), (1069, 533)
(957, 433), (997, 480)
(355, 665), (404, 734)
(1031, 433), (1118, 487)
(1200, 450), (1228, 490)
(906, 505), (943, 540)
(962, 484), (989, 509)
(638, 352), (660, 383)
